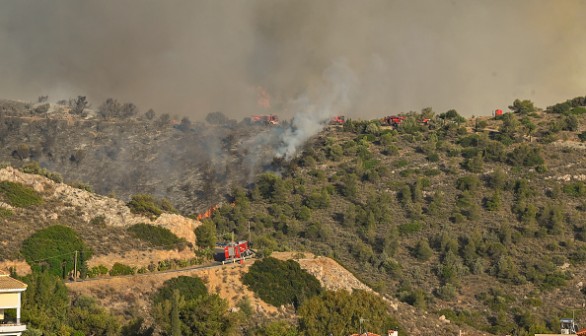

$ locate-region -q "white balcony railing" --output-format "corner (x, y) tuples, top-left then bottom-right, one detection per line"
(0, 323), (26, 333)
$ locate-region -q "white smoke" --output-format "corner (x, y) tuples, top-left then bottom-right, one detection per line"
(276, 60), (358, 160)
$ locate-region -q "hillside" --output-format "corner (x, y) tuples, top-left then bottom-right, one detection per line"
(0, 166), (201, 268)
(2, 96), (586, 335)
(201, 102), (586, 335)
(0, 99), (283, 213)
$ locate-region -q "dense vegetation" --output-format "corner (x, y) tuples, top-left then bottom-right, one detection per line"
(152, 275), (234, 335)
(6, 95), (586, 335)
(298, 290), (398, 336)
(21, 271), (121, 335)
(21, 225), (91, 278)
(205, 97), (586, 335)
(242, 257), (322, 309)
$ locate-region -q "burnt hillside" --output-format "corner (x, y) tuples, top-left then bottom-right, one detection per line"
(0, 99), (285, 213)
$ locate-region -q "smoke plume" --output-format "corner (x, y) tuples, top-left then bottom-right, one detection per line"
(0, 0), (585, 120)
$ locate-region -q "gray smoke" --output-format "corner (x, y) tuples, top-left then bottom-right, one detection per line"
(1, 0), (585, 121)
(276, 60), (357, 160)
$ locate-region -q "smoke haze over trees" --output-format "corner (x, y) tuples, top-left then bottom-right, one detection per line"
(0, 0), (585, 119)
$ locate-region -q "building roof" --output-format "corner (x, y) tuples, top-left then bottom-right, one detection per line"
(0, 271), (27, 290)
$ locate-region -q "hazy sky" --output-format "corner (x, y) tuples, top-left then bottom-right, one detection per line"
(1, 0), (585, 120)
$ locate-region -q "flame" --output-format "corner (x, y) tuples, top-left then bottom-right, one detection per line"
(196, 204), (220, 221)
(256, 86), (271, 109)
(196, 202), (236, 221)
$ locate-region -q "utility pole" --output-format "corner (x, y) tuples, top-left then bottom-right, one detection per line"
(73, 250), (78, 281)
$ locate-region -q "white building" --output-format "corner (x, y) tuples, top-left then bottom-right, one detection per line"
(0, 271), (27, 336)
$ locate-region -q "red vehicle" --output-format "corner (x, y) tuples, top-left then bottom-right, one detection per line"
(419, 118), (430, 125)
(381, 115), (406, 127)
(250, 115), (279, 125)
(329, 116), (346, 125)
(214, 241), (254, 263)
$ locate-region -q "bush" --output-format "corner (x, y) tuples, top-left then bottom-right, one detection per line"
(456, 175), (481, 191)
(128, 223), (184, 249)
(0, 181), (42, 207)
(153, 276), (207, 305)
(108, 263), (135, 276)
(21, 225), (91, 278)
(507, 145), (544, 167)
(195, 221), (217, 249)
(88, 265), (108, 278)
(20, 162), (63, 183)
(256, 173), (287, 203)
(242, 257), (322, 309)
(414, 239), (433, 261)
(127, 194), (162, 219)
(398, 221), (422, 235)
(298, 290), (398, 336)
(436, 283), (457, 301)
(509, 99), (536, 114)
(563, 182), (586, 197)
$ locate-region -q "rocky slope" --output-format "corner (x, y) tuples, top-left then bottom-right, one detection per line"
(0, 166), (201, 261)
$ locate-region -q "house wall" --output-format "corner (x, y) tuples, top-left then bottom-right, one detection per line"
(0, 293), (20, 308)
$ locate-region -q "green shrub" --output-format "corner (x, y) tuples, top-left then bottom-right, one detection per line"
(21, 225), (91, 278)
(436, 283), (457, 300)
(195, 221), (217, 249)
(0, 181), (43, 207)
(456, 175), (480, 191)
(414, 239), (433, 260)
(88, 265), (108, 278)
(562, 182), (586, 197)
(153, 276), (207, 305)
(256, 173), (287, 203)
(242, 257), (322, 309)
(128, 223), (184, 248)
(393, 159), (409, 168)
(507, 145), (544, 167)
(20, 162), (63, 183)
(127, 194), (162, 219)
(398, 221), (422, 235)
(298, 290), (399, 336)
(509, 99), (536, 115)
(108, 263), (135, 276)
